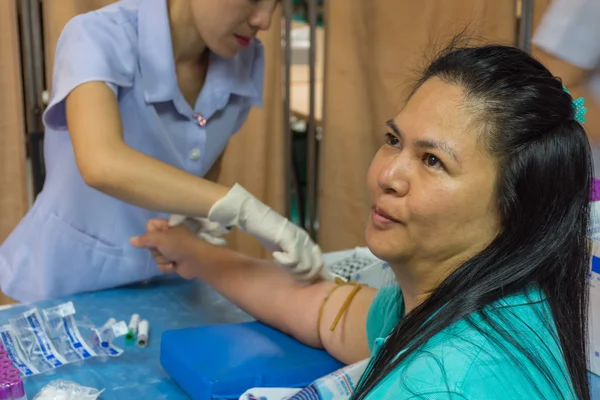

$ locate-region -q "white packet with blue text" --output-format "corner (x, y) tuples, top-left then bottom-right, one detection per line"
(90, 320), (128, 357)
(3, 303), (127, 376)
(9, 308), (68, 374)
(0, 324), (39, 376)
(240, 359), (369, 400)
(42, 302), (97, 363)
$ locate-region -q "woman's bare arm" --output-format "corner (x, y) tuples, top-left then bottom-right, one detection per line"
(131, 224), (375, 364)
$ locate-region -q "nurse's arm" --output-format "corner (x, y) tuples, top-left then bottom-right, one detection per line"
(204, 153), (223, 182)
(66, 81), (229, 217)
(131, 225), (375, 365)
(533, 45), (600, 142)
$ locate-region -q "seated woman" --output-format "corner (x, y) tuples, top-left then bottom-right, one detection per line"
(131, 41), (592, 399)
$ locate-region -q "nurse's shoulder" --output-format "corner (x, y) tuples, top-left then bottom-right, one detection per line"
(43, 1), (145, 188)
(44, 1), (141, 130)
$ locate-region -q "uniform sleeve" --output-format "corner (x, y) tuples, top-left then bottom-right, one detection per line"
(365, 285), (402, 354)
(533, 0), (600, 70)
(43, 13), (137, 131)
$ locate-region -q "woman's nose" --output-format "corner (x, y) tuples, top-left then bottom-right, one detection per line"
(377, 155), (410, 197)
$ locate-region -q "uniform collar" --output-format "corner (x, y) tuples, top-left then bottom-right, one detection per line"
(137, 0), (178, 102)
(205, 40), (264, 107)
(137, 0), (263, 106)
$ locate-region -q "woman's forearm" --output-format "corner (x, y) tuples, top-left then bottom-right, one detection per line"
(190, 245), (328, 347)
(188, 245), (374, 363)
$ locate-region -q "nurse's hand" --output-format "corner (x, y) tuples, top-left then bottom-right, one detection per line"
(208, 183), (329, 281)
(130, 219), (202, 280)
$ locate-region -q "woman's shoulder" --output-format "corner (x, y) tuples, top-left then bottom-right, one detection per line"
(365, 285), (403, 353)
(377, 288), (574, 399)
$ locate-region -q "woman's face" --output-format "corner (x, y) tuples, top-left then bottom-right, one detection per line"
(191, 0), (278, 58)
(366, 77), (500, 268)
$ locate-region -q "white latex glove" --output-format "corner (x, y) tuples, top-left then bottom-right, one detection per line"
(168, 215), (231, 246)
(208, 183), (330, 281)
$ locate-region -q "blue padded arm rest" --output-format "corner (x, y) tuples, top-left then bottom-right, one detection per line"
(161, 321), (345, 399)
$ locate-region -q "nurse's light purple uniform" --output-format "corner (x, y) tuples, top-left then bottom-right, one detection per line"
(0, 0), (264, 302)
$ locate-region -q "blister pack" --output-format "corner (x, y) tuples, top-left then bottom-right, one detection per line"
(0, 302), (127, 377)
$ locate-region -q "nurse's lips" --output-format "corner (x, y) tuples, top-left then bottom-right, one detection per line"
(234, 34), (252, 47)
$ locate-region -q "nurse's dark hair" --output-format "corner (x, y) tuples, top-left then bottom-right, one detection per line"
(353, 37), (592, 399)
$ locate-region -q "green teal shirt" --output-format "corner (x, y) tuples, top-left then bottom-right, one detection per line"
(363, 285), (576, 399)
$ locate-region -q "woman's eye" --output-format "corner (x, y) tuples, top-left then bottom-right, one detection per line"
(423, 153), (444, 169)
(385, 133), (401, 147)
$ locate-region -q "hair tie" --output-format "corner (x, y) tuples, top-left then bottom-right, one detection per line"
(563, 85), (587, 124)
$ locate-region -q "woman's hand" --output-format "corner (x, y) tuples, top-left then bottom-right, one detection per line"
(130, 219), (206, 280)
(167, 214), (230, 246)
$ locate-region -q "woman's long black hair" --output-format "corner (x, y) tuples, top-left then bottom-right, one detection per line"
(353, 38), (592, 399)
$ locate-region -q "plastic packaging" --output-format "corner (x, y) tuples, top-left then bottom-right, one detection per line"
(42, 303), (96, 364)
(8, 308), (66, 374)
(0, 303), (127, 377)
(90, 320), (128, 357)
(33, 380), (103, 400)
(0, 326), (38, 377)
(100, 318), (116, 330)
(240, 359), (369, 400)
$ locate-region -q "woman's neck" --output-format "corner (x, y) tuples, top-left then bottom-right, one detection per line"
(167, 0), (207, 63)
(390, 252), (470, 314)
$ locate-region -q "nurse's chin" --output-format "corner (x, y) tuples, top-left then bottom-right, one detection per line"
(210, 42), (244, 59)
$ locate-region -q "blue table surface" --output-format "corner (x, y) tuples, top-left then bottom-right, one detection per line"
(1, 276), (599, 399)
(0, 277), (255, 399)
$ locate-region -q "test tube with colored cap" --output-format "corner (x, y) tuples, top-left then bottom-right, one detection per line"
(137, 319), (149, 348)
(10, 378), (26, 400)
(0, 383), (11, 400)
(126, 314), (140, 342)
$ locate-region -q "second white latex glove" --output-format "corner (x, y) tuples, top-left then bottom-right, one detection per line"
(208, 183), (329, 281)
(168, 215), (231, 246)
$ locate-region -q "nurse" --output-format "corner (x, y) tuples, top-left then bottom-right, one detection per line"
(0, 0), (323, 303)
